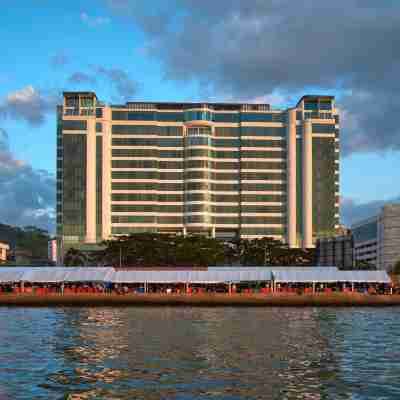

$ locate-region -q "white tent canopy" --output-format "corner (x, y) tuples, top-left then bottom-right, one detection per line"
(273, 269), (391, 284)
(22, 267), (71, 283)
(0, 266), (391, 285)
(0, 269), (26, 283)
(64, 267), (114, 282)
(338, 270), (391, 283)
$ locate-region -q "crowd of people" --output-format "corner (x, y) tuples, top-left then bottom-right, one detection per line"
(0, 281), (394, 295)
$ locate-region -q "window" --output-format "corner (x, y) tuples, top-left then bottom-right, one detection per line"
(112, 148), (157, 159)
(62, 120), (87, 131)
(185, 204), (210, 213)
(112, 138), (156, 146)
(241, 139), (284, 148)
(211, 183), (239, 191)
(240, 113), (285, 122)
(159, 138), (183, 147)
(112, 125), (157, 135)
(81, 97), (94, 107)
(185, 182), (210, 191)
(240, 161), (286, 170)
(214, 127), (239, 137)
(112, 215), (156, 223)
(96, 108), (103, 118)
(240, 227), (285, 235)
(96, 122), (102, 133)
(159, 161), (183, 169)
(158, 216), (183, 224)
(112, 160), (157, 168)
(212, 113), (240, 123)
(241, 172), (285, 180)
(212, 150), (239, 159)
(212, 138), (240, 147)
(241, 194), (286, 202)
(241, 127), (286, 137)
(187, 127), (211, 136)
(112, 193), (157, 201)
(158, 182), (183, 191)
(213, 217), (239, 224)
(158, 126), (183, 136)
(240, 150), (286, 159)
(241, 205), (284, 213)
(112, 111), (156, 121)
(112, 204), (155, 212)
(65, 96), (79, 107)
(159, 172), (182, 180)
(187, 136), (210, 146)
(304, 101), (319, 110)
(111, 182), (156, 190)
(186, 148), (210, 158)
(184, 110), (211, 121)
(159, 150), (183, 158)
(312, 124), (335, 134)
(112, 170), (158, 179)
(157, 112), (184, 122)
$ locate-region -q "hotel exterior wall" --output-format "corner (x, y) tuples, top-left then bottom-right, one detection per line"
(57, 93), (339, 251)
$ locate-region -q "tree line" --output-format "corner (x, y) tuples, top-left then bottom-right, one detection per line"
(64, 233), (316, 267)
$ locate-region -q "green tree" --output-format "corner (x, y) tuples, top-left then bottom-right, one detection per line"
(64, 248), (88, 266)
(393, 259), (400, 275)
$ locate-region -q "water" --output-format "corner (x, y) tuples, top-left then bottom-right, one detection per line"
(0, 307), (400, 399)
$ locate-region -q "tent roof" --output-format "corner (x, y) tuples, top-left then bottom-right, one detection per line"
(64, 267), (114, 282)
(110, 269), (273, 283)
(21, 267), (71, 283)
(273, 269), (391, 283)
(0, 269), (26, 283)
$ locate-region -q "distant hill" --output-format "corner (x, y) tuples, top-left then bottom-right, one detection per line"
(0, 223), (50, 261)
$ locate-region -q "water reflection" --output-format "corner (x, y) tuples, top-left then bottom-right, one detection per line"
(0, 307), (400, 399)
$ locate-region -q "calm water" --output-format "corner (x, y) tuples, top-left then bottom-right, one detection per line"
(0, 307), (400, 399)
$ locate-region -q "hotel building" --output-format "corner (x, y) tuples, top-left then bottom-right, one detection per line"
(57, 92), (340, 254)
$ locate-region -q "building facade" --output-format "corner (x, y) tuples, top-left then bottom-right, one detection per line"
(48, 239), (58, 264)
(316, 232), (354, 269)
(352, 204), (400, 271)
(57, 92), (340, 253)
(0, 241), (9, 263)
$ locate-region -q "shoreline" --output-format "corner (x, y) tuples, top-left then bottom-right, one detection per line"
(0, 293), (400, 307)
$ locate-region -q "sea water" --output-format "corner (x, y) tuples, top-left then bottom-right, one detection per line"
(0, 307), (399, 399)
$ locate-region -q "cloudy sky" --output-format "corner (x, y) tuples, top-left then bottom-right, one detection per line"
(0, 0), (399, 233)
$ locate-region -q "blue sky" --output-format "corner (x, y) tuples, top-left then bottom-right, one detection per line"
(0, 0), (399, 232)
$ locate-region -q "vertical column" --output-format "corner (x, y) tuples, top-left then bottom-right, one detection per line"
(102, 107), (111, 241)
(86, 119), (97, 243)
(302, 120), (313, 248)
(286, 109), (297, 248)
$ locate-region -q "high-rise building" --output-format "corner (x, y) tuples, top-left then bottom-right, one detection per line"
(57, 92), (339, 255)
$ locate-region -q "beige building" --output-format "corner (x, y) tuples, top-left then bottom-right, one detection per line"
(0, 241), (10, 263)
(352, 204), (400, 271)
(57, 92), (339, 256)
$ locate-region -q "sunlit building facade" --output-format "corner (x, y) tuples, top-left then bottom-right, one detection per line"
(352, 204), (400, 271)
(57, 92), (339, 253)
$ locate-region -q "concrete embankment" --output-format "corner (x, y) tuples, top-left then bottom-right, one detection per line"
(0, 293), (400, 307)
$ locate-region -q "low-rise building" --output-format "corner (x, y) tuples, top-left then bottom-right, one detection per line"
(316, 232), (354, 269)
(351, 204), (400, 271)
(0, 241), (10, 262)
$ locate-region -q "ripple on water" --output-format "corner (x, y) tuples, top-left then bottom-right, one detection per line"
(0, 307), (400, 399)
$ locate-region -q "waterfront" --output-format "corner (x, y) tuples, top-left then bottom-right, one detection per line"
(1, 308), (400, 399)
